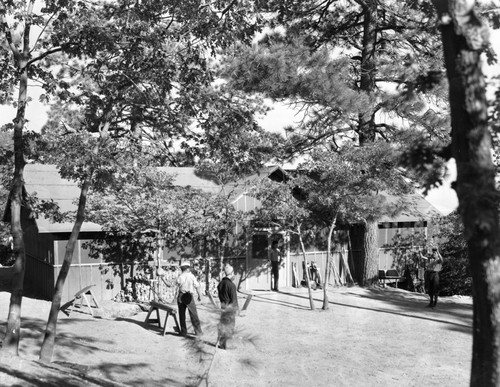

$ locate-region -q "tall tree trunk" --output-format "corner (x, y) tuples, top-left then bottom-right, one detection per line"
(431, 1), (498, 385)
(361, 219), (379, 286)
(355, 1), (380, 286)
(322, 215), (337, 310)
(358, 0), (378, 145)
(0, 0), (33, 352)
(39, 177), (91, 363)
(297, 224), (315, 311)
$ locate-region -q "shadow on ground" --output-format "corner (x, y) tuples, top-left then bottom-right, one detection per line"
(0, 312), (187, 386)
(253, 286), (472, 335)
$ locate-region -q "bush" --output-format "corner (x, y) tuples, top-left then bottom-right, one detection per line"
(436, 211), (471, 296)
(439, 256), (472, 296)
(0, 243), (15, 266)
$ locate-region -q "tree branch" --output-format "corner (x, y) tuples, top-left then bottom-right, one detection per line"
(0, 4), (20, 61)
(27, 43), (78, 67)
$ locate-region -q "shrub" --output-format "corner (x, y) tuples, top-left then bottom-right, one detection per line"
(436, 211), (471, 296)
(0, 243), (15, 266)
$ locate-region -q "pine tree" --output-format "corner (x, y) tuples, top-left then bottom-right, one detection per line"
(222, 0), (450, 285)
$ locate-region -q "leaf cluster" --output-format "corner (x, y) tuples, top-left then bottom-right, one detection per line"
(85, 165), (245, 264)
(398, 133), (448, 194)
(297, 141), (411, 225)
(221, 0), (451, 161)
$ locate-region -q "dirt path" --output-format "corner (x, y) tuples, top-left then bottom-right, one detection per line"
(0, 286), (472, 386)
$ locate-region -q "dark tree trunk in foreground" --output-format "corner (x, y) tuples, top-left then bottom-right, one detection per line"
(39, 178), (91, 362)
(432, 1), (500, 385)
(2, 170), (25, 355)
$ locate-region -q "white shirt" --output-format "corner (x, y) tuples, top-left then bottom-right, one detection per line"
(176, 271), (200, 294)
(423, 252), (443, 272)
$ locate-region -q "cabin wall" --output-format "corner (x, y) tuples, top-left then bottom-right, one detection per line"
(377, 222), (427, 271)
(24, 221), (431, 301)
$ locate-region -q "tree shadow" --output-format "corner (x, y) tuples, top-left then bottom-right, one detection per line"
(345, 287), (473, 327)
(276, 287), (472, 334)
(249, 291), (311, 310)
(115, 315), (178, 336)
(0, 315), (188, 386)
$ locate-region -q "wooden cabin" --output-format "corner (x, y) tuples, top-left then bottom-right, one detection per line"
(3, 164), (442, 301)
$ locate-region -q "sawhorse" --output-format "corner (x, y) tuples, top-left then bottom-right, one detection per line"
(60, 284), (100, 317)
(144, 301), (181, 336)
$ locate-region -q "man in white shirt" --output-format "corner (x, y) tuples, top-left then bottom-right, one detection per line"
(174, 261), (203, 336)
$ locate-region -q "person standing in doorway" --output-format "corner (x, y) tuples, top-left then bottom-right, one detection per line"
(419, 248), (444, 308)
(174, 261), (203, 336)
(269, 240), (283, 291)
(217, 263), (239, 350)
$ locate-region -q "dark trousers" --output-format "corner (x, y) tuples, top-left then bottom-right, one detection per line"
(177, 292), (202, 335)
(427, 271), (440, 305)
(271, 261), (280, 290)
(218, 305), (237, 349)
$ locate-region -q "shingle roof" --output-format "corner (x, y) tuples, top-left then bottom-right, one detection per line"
(156, 167), (220, 193)
(223, 165), (286, 203)
(21, 165), (222, 233)
(23, 164), (101, 233)
(377, 193), (443, 222)
(15, 164), (441, 233)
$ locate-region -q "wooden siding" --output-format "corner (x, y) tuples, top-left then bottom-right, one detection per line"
(288, 250), (346, 286)
(54, 263), (125, 303)
(233, 194), (261, 213)
(25, 253), (135, 303)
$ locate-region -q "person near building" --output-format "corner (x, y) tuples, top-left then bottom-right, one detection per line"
(217, 263), (239, 350)
(269, 240), (283, 291)
(419, 248), (444, 308)
(174, 261), (203, 336)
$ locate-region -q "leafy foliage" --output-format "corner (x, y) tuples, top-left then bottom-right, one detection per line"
(222, 0), (450, 154)
(399, 134), (449, 194)
(435, 211), (471, 296)
(85, 166), (245, 272)
(297, 142), (412, 226)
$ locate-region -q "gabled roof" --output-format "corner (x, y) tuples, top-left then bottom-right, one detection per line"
(6, 164), (441, 234)
(156, 167), (220, 193)
(15, 165), (221, 234)
(23, 164), (102, 233)
(223, 165), (286, 203)
(225, 165), (442, 222)
(377, 193), (443, 223)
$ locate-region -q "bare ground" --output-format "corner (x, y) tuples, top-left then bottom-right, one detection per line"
(0, 285), (472, 386)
